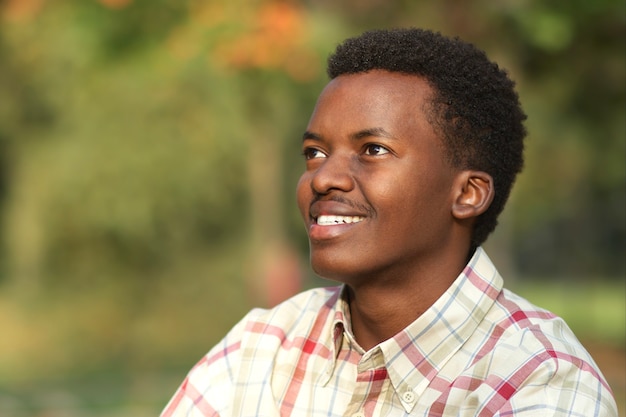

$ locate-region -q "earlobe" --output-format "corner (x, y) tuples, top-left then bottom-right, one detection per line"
(452, 171), (494, 220)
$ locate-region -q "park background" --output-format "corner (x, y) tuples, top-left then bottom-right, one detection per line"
(0, 0), (624, 415)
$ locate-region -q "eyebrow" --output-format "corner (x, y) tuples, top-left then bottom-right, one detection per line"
(352, 127), (396, 141)
(302, 131), (322, 141)
(302, 127), (396, 142)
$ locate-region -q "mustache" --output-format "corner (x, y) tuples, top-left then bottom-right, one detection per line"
(310, 194), (375, 217)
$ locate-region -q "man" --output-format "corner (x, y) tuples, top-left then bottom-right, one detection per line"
(162, 28), (617, 416)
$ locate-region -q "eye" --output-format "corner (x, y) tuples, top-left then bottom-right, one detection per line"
(302, 147), (327, 160)
(364, 144), (390, 156)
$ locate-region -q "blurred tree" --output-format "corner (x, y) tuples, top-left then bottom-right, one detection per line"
(0, 0), (338, 381)
(499, 0), (625, 277)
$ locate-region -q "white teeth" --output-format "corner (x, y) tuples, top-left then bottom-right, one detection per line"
(316, 215), (364, 226)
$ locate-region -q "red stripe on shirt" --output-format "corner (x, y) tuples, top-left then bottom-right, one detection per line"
(279, 289), (341, 416)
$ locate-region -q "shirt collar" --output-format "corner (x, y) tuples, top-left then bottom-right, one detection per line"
(315, 289), (351, 386)
(324, 247), (503, 412)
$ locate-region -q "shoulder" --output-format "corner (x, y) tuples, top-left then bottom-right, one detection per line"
(239, 285), (342, 336)
(492, 288), (591, 359)
(207, 285), (341, 356)
(487, 288), (601, 374)
(477, 289), (617, 415)
(161, 287), (343, 416)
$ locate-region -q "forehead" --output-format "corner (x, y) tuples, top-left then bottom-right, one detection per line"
(308, 70), (436, 135)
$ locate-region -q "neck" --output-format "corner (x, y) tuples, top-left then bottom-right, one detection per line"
(345, 246), (472, 351)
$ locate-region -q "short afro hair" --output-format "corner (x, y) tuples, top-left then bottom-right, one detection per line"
(327, 28), (527, 248)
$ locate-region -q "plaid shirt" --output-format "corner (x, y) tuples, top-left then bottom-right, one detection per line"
(162, 248), (617, 416)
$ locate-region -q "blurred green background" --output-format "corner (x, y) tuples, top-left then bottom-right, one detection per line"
(0, 0), (624, 416)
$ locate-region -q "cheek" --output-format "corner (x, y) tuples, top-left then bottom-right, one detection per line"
(371, 168), (450, 223)
(369, 169), (420, 207)
(296, 174), (310, 218)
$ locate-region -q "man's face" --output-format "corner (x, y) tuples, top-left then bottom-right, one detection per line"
(296, 70), (462, 284)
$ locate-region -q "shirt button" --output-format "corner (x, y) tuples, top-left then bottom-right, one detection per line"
(402, 390), (416, 404)
(352, 412), (365, 417)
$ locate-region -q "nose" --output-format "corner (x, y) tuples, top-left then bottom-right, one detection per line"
(310, 153), (355, 195)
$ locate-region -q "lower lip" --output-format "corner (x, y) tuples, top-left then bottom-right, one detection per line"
(308, 221), (362, 242)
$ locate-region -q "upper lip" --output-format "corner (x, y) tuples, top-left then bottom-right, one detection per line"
(309, 200), (368, 222)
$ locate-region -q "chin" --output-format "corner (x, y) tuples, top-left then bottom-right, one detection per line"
(310, 256), (344, 282)
(310, 265), (341, 283)
(309, 256), (363, 284)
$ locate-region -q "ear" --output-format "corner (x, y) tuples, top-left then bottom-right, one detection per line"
(451, 171), (494, 220)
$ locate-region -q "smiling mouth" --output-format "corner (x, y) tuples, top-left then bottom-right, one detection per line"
(316, 215), (365, 226)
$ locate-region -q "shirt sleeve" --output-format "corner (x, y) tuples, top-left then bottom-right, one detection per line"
(502, 352), (618, 417)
